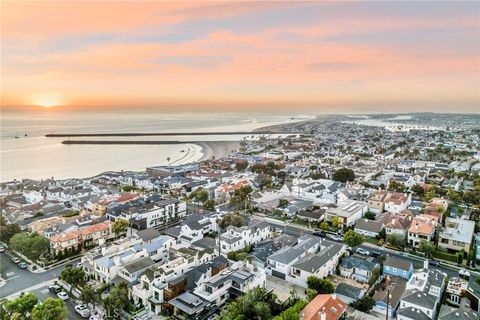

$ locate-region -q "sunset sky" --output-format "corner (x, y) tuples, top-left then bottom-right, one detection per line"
(1, 1), (479, 112)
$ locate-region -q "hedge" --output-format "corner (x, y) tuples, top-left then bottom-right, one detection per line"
(432, 250), (460, 263)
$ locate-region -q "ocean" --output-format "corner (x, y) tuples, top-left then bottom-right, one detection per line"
(0, 111), (312, 182)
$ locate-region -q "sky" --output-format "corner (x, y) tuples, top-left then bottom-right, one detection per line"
(1, 0), (479, 113)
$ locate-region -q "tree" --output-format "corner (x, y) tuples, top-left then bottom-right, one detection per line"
(343, 230), (364, 248)
(203, 199), (215, 211)
(10, 233), (49, 261)
(80, 285), (99, 310)
(190, 188), (209, 204)
(278, 199), (290, 208)
(5, 293), (38, 317)
(307, 276), (335, 294)
(60, 265), (86, 294)
(112, 219), (128, 237)
(31, 298), (67, 320)
(331, 217), (343, 231)
(319, 222), (329, 231)
(219, 213), (244, 229)
(386, 234), (406, 248)
(332, 168), (355, 183)
(351, 296), (375, 312)
(103, 285), (129, 319)
(229, 185), (253, 205)
(419, 240), (436, 258)
(235, 160), (248, 171)
(272, 299), (308, 320)
(364, 211), (376, 220)
(411, 184), (425, 196)
(306, 288), (318, 301)
(218, 286), (278, 320)
(0, 223), (21, 244)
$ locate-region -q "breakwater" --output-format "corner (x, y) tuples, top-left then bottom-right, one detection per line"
(47, 131), (287, 137)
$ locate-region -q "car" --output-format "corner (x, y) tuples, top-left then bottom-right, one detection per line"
(57, 291), (69, 301)
(428, 259), (440, 267)
(49, 284), (62, 294)
(330, 235), (343, 241)
(0, 245), (5, 253)
(75, 305), (91, 318)
(371, 251), (384, 258)
(356, 248), (370, 256)
(11, 257), (21, 264)
(89, 310), (102, 320)
(18, 262), (28, 269)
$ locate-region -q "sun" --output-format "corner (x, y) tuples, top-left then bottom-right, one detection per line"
(32, 93), (64, 108)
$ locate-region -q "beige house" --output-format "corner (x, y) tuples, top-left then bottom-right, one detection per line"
(438, 218), (475, 254)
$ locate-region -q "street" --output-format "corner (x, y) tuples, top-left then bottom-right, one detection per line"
(0, 251), (80, 299)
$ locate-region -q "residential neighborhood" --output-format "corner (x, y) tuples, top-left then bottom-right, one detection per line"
(1, 114), (480, 320)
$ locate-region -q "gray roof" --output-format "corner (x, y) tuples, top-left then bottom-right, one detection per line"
(169, 292), (208, 315)
(123, 257), (156, 274)
(397, 307), (431, 320)
(335, 283), (364, 299)
(384, 255), (413, 271)
(401, 289), (436, 309)
(136, 228), (161, 242)
(293, 241), (344, 273)
(439, 298), (478, 320)
(268, 246), (303, 264)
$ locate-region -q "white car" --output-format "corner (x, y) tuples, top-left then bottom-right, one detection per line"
(356, 248), (370, 256)
(0, 245), (5, 253)
(75, 305), (90, 318)
(57, 291), (69, 301)
(330, 235), (343, 241)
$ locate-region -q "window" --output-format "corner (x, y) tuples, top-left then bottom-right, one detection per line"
(392, 268), (397, 272)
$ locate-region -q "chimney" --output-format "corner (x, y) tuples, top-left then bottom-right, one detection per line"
(319, 307), (327, 320)
(332, 293), (336, 300)
(300, 312), (304, 320)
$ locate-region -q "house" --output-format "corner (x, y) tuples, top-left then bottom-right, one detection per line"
(439, 298), (479, 320)
(372, 276), (407, 318)
(367, 190), (411, 213)
(300, 294), (347, 320)
(288, 240), (346, 289)
(354, 213), (390, 238)
(444, 269), (480, 312)
(266, 235), (320, 280)
(397, 266), (447, 320)
(407, 215), (436, 247)
(383, 255), (414, 280)
(49, 220), (114, 255)
(214, 179), (250, 203)
(217, 220), (271, 254)
(339, 255), (380, 283)
(325, 199), (367, 228)
(334, 283), (365, 305)
(384, 211), (413, 236)
(438, 218), (475, 254)
(166, 212), (220, 246)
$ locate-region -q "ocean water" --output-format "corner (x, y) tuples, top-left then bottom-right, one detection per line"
(0, 111), (312, 181)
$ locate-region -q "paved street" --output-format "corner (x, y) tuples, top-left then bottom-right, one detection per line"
(29, 284), (86, 320)
(0, 251), (80, 299)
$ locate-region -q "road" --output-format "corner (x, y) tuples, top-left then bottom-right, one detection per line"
(0, 250), (80, 299)
(29, 284), (87, 320)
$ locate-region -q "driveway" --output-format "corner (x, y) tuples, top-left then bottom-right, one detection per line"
(266, 274), (307, 302)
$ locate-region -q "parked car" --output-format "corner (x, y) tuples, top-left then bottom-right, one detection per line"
(49, 284), (62, 294)
(428, 259), (440, 267)
(356, 248), (370, 256)
(89, 310), (102, 320)
(18, 262), (28, 269)
(371, 251), (384, 258)
(11, 257), (21, 264)
(57, 291), (69, 301)
(0, 245), (5, 253)
(329, 235), (343, 241)
(75, 305), (91, 318)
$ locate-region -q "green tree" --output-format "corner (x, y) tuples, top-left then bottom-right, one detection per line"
(343, 230), (364, 248)
(218, 286), (278, 320)
(219, 213), (244, 229)
(351, 296), (375, 312)
(272, 299), (308, 320)
(112, 218), (128, 237)
(307, 276), (335, 294)
(331, 217), (343, 231)
(31, 298), (67, 320)
(419, 240), (436, 258)
(332, 168), (355, 183)
(190, 188), (209, 204)
(10, 233), (49, 261)
(306, 288), (318, 301)
(319, 222), (329, 231)
(203, 199), (215, 211)
(364, 211), (376, 220)
(4, 293), (38, 317)
(386, 234), (406, 248)
(60, 265), (86, 294)
(80, 285), (99, 310)
(278, 199), (290, 208)
(102, 284), (129, 319)
(0, 223), (21, 244)
(229, 185), (253, 205)
(411, 184), (425, 196)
